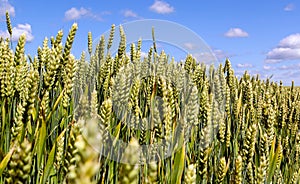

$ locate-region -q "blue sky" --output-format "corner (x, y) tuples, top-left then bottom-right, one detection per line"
(0, 0), (300, 85)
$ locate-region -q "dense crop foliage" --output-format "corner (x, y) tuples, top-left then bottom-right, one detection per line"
(0, 12), (299, 183)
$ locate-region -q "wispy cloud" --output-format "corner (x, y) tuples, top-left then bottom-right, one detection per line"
(236, 63), (254, 68)
(183, 42), (197, 50)
(278, 63), (300, 70)
(284, 3), (295, 11)
(191, 49), (230, 63)
(263, 65), (275, 70)
(213, 49), (232, 61)
(64, 7), (103, 21)
(224, 28), (249, 38)
(122, 10), (138, 18)
(0, 23), (34, 42)
(234, 69), (262, 79)
(149, 0), (174, 14)
(0, 0), (15, 17)
(265, 33), (300, 63)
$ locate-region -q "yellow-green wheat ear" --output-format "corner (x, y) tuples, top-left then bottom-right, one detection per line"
(54, 30), (64, 47)
(14, 33), (26, 65)
(233, 155), (243, 184)
(62, 23), (78, 65)
(152, 26), (157, 53)
(5, 139), (33, 184)
(107, 24), (115, 51)
(99, 98), (112, 143)
(146, 161), (158, 183)
(88, 31), (93, 55)
(216, 157), (228, 183)
(184, 164), (196, 184)
(117, 25), (126, 57)
(5, 11), (12, 37)
(119, 138), (140, 184)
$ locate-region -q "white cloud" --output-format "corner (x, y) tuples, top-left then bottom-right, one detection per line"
(0, 0), (15, 17)
(263, 65), (273, 70)
(236, 63), (253, 68)
(235, 69), (262, 78)
(224, 28), (249, 38)
(284, 3), (295, 11)
(190, 49), (229, 63)
(278, 63), (300, 70)
(192, 49), (232, 63)
(278, 34), (300, 48)
(213, 49), (232, 61)
(126, 51), (149, 60)
(64, 7), (102, 21)
(149, 0), (174, 14)
(123, 10), (138, 18)
(0, 23), (34, 42)
(266, 33), (300, 63)
(183, 42), (197, 50)
(192, 52), (216, 64)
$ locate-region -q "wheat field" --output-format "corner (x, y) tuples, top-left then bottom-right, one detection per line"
(0, 11), (299, 184)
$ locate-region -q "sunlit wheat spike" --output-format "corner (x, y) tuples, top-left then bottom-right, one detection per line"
(1, 41), (15, 98)
(67, 124), (100, 184)
(152, 26), (157, 53)
(62, 23), (78, 66)
(11, 103), (25, 142)
(184, 163), (196, 184)
(233, 155), (243, 184)
(62, 54), (76, 108)
(242, 121), (257, 164)
(130, 43), (136, 62)
(54, 30), (64, 47)
(90, 89), (98, 118)
(117, 25), (126, 58)
(55, 130), (66, 170)
(146, 161), (158, 183)
(246, 162), (254, 184)
(5, 11), (12, 37)
(26, 66), (39, 115)
(119, 138), (140, 184)
(5, 139), (32, 184)
(216, 157), (228, 183)
(136, 38), (142, 61)
(186, 85), (199, 127)
(107, 24), (115, 51)
(88, 31), (93, 55)
(14, 33), (26, 65)
(99, 98), (112, 143)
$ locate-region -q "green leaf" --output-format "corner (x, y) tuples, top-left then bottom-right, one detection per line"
(40, 139), (56, 184)
(267, 138), (279, 183)
(46, 88), (65, 122)
(41, 129), (66, 184)
(171, 143), (186, 184)
(0, 147), (14, 175)
(36, 117), (47, 170)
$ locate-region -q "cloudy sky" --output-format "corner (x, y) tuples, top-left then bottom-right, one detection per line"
(0, 0), (300, 85)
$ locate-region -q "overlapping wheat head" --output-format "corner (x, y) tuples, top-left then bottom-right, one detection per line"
(0, 12), (299, 183)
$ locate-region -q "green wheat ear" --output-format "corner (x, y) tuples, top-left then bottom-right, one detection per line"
(62, 23), (78, 66)
(216, 157), (228, 183)
(107, 24), (115, 51)
(88, 32), (93, 55)
(5, 11), (12, 37)
(5, 139), (33, 184)
(184, 164), (196, 184)
(119, 138), (141, 184)
(233, 155), (243, 184)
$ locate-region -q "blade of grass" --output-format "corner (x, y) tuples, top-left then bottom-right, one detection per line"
(0, 146), (14, 175)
